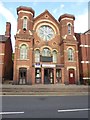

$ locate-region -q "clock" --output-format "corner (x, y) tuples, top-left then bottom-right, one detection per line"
(38, 25), (54, 41)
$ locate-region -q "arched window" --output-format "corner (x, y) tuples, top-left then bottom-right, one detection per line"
(23, 17), (27, 30)
(42, 48), (51, 57)
(68, 24), (71, 34)
(52, 50), (57, 63)
(20, 44), (27, 60)
(68, 48), (74, 61)
(35, 50), (40, 62)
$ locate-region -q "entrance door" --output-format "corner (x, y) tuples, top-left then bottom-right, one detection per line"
(69, 69), (75, 84)
(19, 68), (27, 84)
(44, 68), (54, 84)
(35, 68), (41, 84)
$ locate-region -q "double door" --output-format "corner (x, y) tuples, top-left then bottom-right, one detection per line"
(19, 68), (27, 84)
(44, 68), (54, 84)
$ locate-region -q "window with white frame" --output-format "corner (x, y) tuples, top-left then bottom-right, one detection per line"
(20, 44), (27, 60)
(35, 50), (40, 62)
(52, 50), (57, 63)
(23, 17), (27, 30)
(42, 48), (51, 57)
(68, 48), (74, 61)
(68, 24), (71, 34)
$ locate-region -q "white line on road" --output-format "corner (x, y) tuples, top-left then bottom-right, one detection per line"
(58, 108), (90, 113)
(0, 112), (24, 115)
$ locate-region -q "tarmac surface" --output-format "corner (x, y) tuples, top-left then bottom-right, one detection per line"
(2, 95), (89, 118)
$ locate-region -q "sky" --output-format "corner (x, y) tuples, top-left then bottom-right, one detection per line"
(0, 0), (89, 52)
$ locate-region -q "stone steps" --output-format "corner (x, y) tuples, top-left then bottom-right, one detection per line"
(1, 84), (89, 95)
(2, 88), (88, 92)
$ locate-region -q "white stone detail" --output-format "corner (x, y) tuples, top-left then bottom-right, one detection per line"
(67, 46), (75, 51)
(73, 35), (77, 40)
(16, 29), (21, 34)
(35, 64), (41, 68)
(29, 30), (33, 35)
(0, 53), (5, 55)
(60, 17), (73, 21)
(86, 61), (90, 63)
(81, 61), (85, 63)
(19, 43), (29, 48)
(67, 22), (72, 26)
(81, 61), (90, 63)
(33, 19), (60, 35)
(21, 16), (29, 19)
(84, 45), (89, 47)
(17, 65), (29, 69)
(67, 66), (76, 70)
(80, 45), (83, 47)
(18, 10), (33, 16)
(42, 64), (56, 68)
(80, 44), (90, 47)
(62, 35), (67, 40)
(83, 77), (90, 79)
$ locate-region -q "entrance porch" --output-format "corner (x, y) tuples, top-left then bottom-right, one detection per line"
(34, 64), (64, 84)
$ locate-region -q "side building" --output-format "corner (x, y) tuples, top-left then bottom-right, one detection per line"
(0, 22), (13, 83)
(76, 30), (90, 84)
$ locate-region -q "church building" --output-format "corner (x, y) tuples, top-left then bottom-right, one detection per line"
(13, 6), (89, 85)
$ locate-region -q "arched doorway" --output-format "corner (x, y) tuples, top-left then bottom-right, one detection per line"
(69, 68), (75, 84)
(19, 68), (27, 84)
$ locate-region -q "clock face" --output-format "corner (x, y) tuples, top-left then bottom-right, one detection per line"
(38, 25), (54, 41)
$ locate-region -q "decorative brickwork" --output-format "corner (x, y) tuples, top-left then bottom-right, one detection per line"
(13, 6), (89, 85)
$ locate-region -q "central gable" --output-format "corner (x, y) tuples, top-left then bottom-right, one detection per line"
(35, 10), (58, 22)
(33, 10), (59, 33)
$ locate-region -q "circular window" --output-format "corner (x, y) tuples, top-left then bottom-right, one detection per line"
(38, 25), (55, 41)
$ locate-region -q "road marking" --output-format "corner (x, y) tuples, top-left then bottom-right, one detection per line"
(58, 108), (90, 113)
(0, 112), (24, 115)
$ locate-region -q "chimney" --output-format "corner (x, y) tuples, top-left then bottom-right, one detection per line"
(5, 22), (11, 37)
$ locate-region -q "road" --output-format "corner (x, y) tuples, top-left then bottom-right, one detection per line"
(1, 95), (89, 118)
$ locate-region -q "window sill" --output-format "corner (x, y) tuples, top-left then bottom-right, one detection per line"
(17, 59), (29, 61)
(67, 60), (76, 62)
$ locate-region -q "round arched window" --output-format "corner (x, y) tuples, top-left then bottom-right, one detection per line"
(20, 44), (27, 60)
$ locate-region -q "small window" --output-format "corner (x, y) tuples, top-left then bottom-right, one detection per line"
(52, 50), (57, 63)
(42, 48), (51, 57)
(23, 17), (27, 30)
(68, 24), (71, 35)
(35, 50), (40, 62)
(68, 48), (74, 61)
(20, 44), (27, 60)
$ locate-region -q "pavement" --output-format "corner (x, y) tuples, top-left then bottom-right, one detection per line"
(0, 83), (89, 96)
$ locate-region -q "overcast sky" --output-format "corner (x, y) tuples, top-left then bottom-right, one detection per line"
(0, 0), (89, 52)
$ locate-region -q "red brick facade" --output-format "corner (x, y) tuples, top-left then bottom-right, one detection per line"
(13, 6), (89, 85)
(76, 30), (90, 84)
(0, 22), (13, 82)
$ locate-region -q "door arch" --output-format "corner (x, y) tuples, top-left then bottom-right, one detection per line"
(69, 68), (75, 84)
(19, 67), (27, 84)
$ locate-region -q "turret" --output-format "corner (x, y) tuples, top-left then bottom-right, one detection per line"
(17, 6), (35, 34)
(58, 14), (75, 39)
